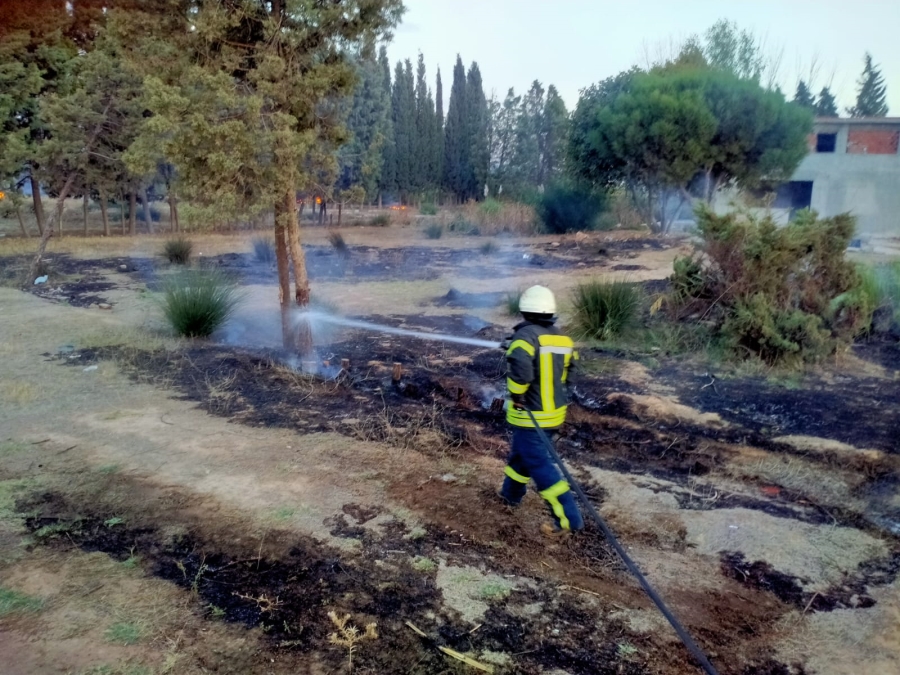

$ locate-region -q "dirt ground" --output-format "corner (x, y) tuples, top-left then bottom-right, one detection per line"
(1, 225), (899, 675)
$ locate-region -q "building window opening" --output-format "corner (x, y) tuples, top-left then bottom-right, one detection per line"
(816, 133), (837, 153)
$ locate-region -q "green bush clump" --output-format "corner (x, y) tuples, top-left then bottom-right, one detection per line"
(328, 231), (349, 257)
(369, 213), (391, 227)
(670, 207), (870, 365)
(424, 223), (443, 240)
(536, 184), (608, 234)
(162, 237), (193, 265)
(251, 236), (275, 263)
(504, 289), (521, 316)
(161, 269), (242, 338)
(571, 279), (641, 340)
(419, 202), (437, 216)
(857, 261), (900, 333)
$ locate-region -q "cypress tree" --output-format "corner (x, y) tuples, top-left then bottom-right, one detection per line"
(541, 84), (568, 184)
(378, 46), (395, 201)
(815, 87), (839, 118)
(413, 52), (433, 193)
(443, 56), (468, 200)
(793, 81), (815, 110)
(849, 53), (889, 117)
(434, 68), (444, 197)
(392, 60), (413, 199)
(465, 61), (489, 200)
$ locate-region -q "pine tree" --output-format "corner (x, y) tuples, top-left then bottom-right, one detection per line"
(514, 81), (545, 188)
(377, 46), (395, 202)
(465, 62), (489, 200)
(815, 86), (839, 118)
(540, 85), (568, 183)
(490, 88), (521, 186)
(849, 53), (889, 117)
(443, 56), (468, 200)
(793, 80), (815, 110)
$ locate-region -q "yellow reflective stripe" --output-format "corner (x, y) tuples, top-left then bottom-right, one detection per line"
(506, 339), (535, 357)
(540, 480), (571, 530)
(507, 378), (529, 395)
(506, 406), (567, 428)
(561, 351), (572, 383)
(504, 465), (529, 483)
(540, 351), (554, 413)
(538, 334), (573, 348)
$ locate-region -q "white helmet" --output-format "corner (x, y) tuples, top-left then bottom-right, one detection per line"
(519, 285), (556, 315)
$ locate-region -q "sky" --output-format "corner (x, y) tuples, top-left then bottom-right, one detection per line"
(387, 0), (900, 115)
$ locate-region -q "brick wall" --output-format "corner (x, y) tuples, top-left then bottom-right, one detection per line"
(847, 129), (899, 154)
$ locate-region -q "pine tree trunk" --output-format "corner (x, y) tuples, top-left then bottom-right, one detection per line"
(378, 192), (382, 209)
(30, 173), (45, 235)
(337, 202), (342, 226)
(274, 199), (294, 350)
(83, 192), (89, 236)
(140, 187), (154, 234)
(15, 204), (29, 237)
(119, 194), (126, 235)
(129, 192), (137, 235)
(99, 187), (110, 236)
(27, 172), (78, 284)
(283, 191), (313, 356)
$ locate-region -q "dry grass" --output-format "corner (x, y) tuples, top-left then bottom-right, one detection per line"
(1, 380), (39, 405)
(349, 405), (464, 457)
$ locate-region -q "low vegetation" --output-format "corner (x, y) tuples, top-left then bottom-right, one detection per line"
(424, 223), (443, 240)
(536, 183), (608, 234)
(504, 289), (522, 316)
(858, 261), (900, 333)
(328, 231), (350, 258)
(571, 279), (641, 340)
(251, 236), (276, 263)
(369, 214), (391, 227)
(160, 269), (242, 338)
(670, 207), (870, 365)
(0, 587), (44, 616)
(419, 202), (437, 216)
(162, 237), (193, 265)
(479, 240), (499, 255)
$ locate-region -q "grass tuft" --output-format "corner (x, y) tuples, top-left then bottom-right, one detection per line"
(251, 236), (276, 263)
(504, 289), (522, 317)
(479, 240), (499, 255)
(411, 556), (437, 572)
(0, 587), (44, 616)
(105, 621), (143, 645)
(424, 223), (443, 240)
(162, 237), (192, 265)
(161, 269), (242, 338)
(328, 231), (350, 258)
(571, 279), (641, 341)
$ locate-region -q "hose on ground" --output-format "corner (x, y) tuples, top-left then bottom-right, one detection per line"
(523, 408), (720, 675)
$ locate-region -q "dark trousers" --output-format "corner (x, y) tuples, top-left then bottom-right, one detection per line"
(499, 427), (584, 531)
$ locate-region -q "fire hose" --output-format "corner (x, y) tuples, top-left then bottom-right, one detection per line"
(523, 408), (721, 675)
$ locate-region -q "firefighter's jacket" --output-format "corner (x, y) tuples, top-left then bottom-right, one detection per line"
(505, 320), (577, 429)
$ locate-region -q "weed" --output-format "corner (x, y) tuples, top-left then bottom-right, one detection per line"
(424, 223), (443, 240)
(419, 202), (437, 216)
(369, 213), (390, 227)
(328, 231), (350, 258)
(617, 642), (639, 657)
(0, 587), (44, 616)
(328, 610), (378, 673)
(858, 261), (900, 331)
(34, 522), (73, 539)
(479, 240), (499, 255)
(121, 552), (141, 569)
(405, 526), (427, 540)
(162, 237), (192, 265)
(412, 556), (437, 572)
(504, 289), (522, 317)
(571, 279), (641, 341)
(160, 269), (243, 338)
(97, 464), (120, 475)
(251, 236), (276, 263)
(272, 506), (296, 521)
(207, 604), (226, 619)
(105, 621), (143, 645)
(104, 516), (124, 527)
(478, 582), (512, 600)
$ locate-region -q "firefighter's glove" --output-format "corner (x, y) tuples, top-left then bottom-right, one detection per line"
(499, 336), (513, 351)
(510, 394), (526, 410)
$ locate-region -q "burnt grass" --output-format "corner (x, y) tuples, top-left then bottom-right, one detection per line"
(17, 488), (652, 675)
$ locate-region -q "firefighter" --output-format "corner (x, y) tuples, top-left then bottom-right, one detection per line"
(498, 285), (584, 538)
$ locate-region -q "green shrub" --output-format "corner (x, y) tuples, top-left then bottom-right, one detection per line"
(424, 223), (443, 240)
(447, 215), (478, 235)
(536, 184), (607, 234)
(162, 237), (192, 265)
(251, 236), (275, 263)
(479, 240), (499, 255)
(369, 213), (391, 227)
(857, 261), (900, 331)
(504, 289), (521, 316)
(571, 279), (641, 341)
(671, 207), (869, 364)
(161, 269), (242, 338)
(419, 202), (437, 216)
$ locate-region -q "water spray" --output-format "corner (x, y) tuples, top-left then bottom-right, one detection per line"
(294, 309), (501, 349)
